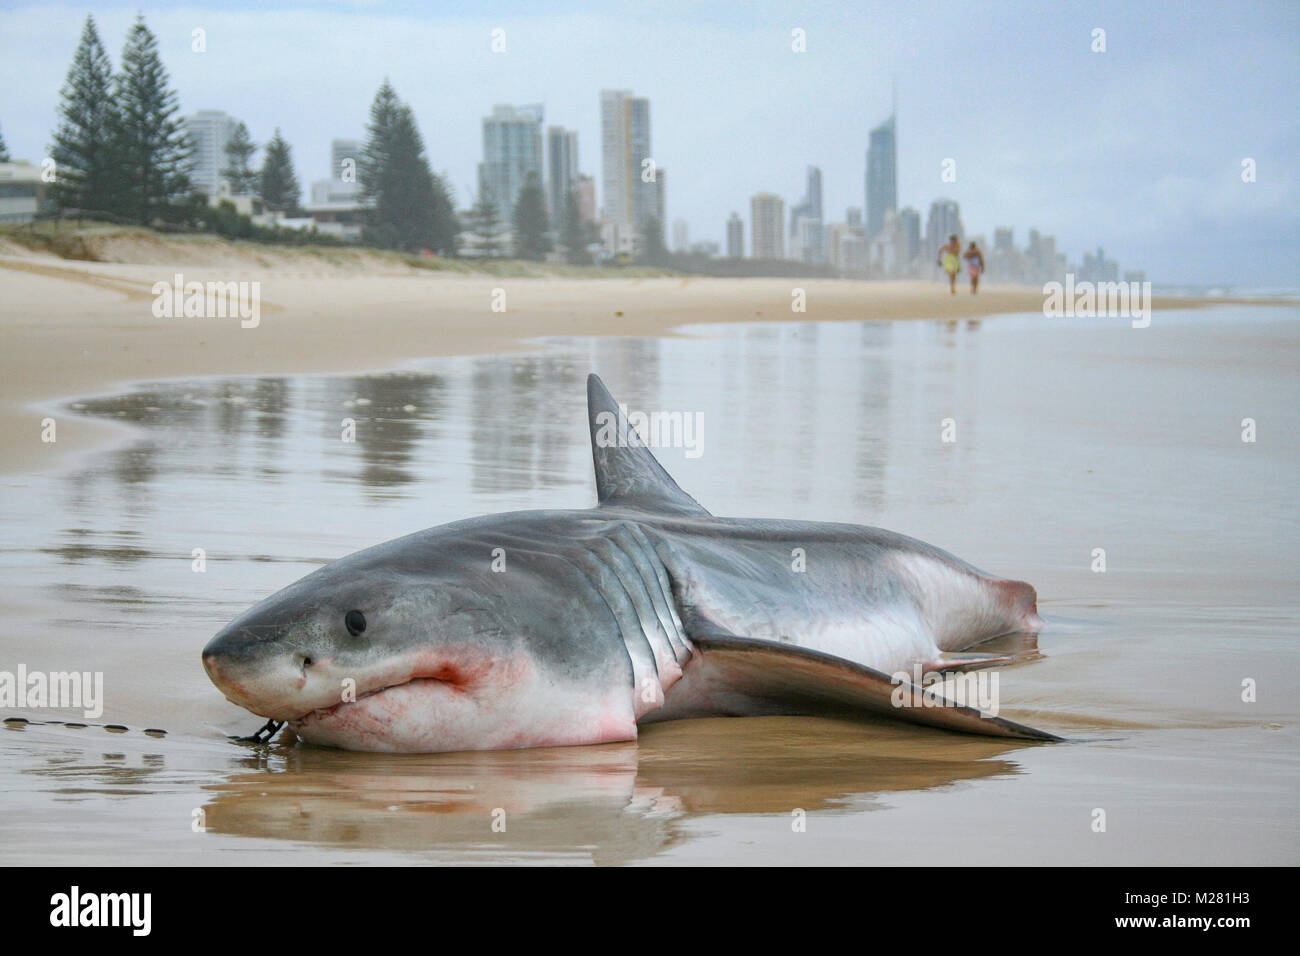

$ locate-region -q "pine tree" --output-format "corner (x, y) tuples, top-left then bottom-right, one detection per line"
(359, 80), (458, 253)
(512, 170), (551, 261)
(49, 15), (119, 217)
(113, 15), (193, 223)
(466, 170), (503, 258)
(0, 125), (10, 163)
(560, 188), (590, 265)
(221, 121), (258, 196)
(428, 170), (460, 256)
(259, 129), (300, 213)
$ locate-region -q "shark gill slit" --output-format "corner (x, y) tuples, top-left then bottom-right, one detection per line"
(611, 522), (692, 664)
(566, 548), (662, 713)
(601, 531), (689, 672)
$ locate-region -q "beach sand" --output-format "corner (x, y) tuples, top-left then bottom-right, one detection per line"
(0, 246), (1255, 475)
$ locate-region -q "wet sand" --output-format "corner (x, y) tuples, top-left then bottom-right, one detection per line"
(0, 257), (1296, 864)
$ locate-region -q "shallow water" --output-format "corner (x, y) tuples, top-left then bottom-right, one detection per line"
(1, 306), (1296, 864)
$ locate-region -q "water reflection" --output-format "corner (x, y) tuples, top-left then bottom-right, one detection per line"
(7, 717), (1029, 864)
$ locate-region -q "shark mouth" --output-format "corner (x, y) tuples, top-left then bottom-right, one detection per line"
(287, 676), (455, 730)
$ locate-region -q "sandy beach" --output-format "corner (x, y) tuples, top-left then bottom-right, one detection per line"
(0, 239), (1262, 476)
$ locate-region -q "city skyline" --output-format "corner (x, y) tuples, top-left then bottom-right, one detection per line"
(2, 1), (1296, 284)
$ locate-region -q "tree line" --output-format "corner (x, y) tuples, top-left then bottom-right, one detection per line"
(36, 13), (600, 262)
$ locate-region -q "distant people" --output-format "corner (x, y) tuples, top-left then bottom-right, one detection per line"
(938, 234), (961, 294)
(963, 241), (984, 294)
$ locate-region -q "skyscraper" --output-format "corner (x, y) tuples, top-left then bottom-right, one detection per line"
(750, 193), (785, 260)
(652, 166), (665, 227)
(925, 198), (964, 253)
(576, 174), (597, 226)
(865, 112), (897, 239)
(899, 206), (921, 263)
(546, 126), (578, 232)
(481, 104), (544, 218)
(600, 90), (653, 239)
(726, 212), (744, 258)
(789, 166), (823, 236)
(183, 110), (240, 199)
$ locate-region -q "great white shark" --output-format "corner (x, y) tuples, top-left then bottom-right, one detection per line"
(202, 374), (1059, 751)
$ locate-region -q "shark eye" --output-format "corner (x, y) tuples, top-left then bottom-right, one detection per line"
(344, 610), (367, 636)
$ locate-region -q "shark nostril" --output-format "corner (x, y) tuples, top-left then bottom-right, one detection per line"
(295, 652), (314, 671)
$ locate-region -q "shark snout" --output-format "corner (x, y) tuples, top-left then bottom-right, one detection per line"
(202, 624), (327, 719)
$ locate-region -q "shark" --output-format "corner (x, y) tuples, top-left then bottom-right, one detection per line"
(202, 374), (1059, 752)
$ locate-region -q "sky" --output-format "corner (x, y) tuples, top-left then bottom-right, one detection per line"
(1, 0), (1297, 286)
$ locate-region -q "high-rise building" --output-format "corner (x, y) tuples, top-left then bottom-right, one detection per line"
(726, 212), (744, 258)
(311, 138), (363, 204)
(600, 89), (654, 241)
(925, 198), (963, 254)
(899, 206), (921, 263)
(865, 112), (897, 239)
(183, 110), (240, 199)
(481, 104), (544, 217)
(846, 207), (862, 228)
(672, 217), (689, 253)
(789, 166), (823, 236)
(546, 126), (579, 231)
(331, 139), (361, 185)
(652, 166), (665, 227)
(750, 193), (785, 260)
(1080, 247), (1120, 283)
(796, 217), (825, 265)
(576, 174), (597, 225)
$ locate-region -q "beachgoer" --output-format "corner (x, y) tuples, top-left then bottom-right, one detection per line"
(938, 235), (961, 294)
(963, 241), (984, 294)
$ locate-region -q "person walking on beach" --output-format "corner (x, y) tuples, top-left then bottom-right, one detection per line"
(963, 240), (985, 294)
(938, 234), (961, 294)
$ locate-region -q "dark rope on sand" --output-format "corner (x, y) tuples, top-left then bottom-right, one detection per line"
(231, 718), (284, 745)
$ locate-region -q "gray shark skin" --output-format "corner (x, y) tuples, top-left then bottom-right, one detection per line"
(202, 374), (1059, 752)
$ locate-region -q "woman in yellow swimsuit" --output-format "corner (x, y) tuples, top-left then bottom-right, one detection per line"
(938, 234), (961, 294)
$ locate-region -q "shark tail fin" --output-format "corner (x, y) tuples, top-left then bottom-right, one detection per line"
(586, 373), (710, 516)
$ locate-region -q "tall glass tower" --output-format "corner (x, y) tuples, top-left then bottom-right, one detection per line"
(865, 112), (897, 240)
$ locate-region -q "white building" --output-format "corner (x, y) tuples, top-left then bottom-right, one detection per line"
(183, 110), (240, 199)
(750, 193), (785, 260)
(481, 104), (544, 217)
(600, 89), (653, 246)
(0, 162), (47, 224)
(726, 212), (744, 258)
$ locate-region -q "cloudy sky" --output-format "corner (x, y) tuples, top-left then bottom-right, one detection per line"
(3, 0), (1296, 286)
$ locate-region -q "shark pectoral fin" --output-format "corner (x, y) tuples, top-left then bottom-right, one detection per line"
(688, 631), (1060, 742)
(921, 651), (1016, 674)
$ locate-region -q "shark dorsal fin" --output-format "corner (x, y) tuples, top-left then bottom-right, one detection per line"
(586, 374), (709, 516)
